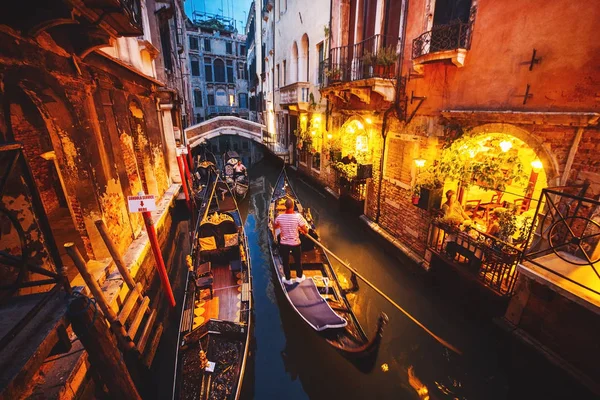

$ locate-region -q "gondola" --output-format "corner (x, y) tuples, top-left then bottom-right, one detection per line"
(173, 175), (252, 400)
(267, 168), (387, 361)
(192, 150), (218, 203)
(222, 150), (249, 199)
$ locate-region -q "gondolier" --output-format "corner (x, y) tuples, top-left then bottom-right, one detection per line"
(234, 160), (246, 177)
(273, 198), (309, 285)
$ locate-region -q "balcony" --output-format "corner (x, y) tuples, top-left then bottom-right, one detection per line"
(412, 22), (472, 74)
(279, 82), (310, 110)
(321, 34), (399, 104)
(206, 105), (248, 117)
(80, 0), (144, 36)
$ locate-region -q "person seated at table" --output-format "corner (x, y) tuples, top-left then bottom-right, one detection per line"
(341, 152), (357, 164)
(487, 210), (501, 237)
(441, 190), (471, 224)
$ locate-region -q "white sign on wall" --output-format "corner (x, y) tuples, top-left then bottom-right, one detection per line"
(176, 146), (188, 156)
(127, 195), (157, 213)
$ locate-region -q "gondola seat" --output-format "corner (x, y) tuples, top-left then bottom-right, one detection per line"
(286, 279), (347, 331)
(198, 212), (241, 263)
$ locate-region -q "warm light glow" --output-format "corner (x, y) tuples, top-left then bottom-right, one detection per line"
(313, 115), (321, 123)
(468, 149), (476, 158)
(499, 140), (513, 152)
(310, 130), (316, 136)
(414, 158), (426, 168)
(355, 121), (364, 129)
(531, 159), (543, 171)
(229, 95), (234, 106)
(327, 133), (333, 140)
(300, 115), (307, 122)
(365, 118), (372, 124)
(356, 135), (368, 152)
(347, 127), (355, 134)
(381, 363), (389, 372)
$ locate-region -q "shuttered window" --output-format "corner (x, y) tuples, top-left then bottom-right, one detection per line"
(386, 139), (414, 185)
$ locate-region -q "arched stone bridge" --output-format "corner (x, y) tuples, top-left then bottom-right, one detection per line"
(185, 116), (266, 148)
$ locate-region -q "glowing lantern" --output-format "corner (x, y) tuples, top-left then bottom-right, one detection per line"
(531, 159), (543, 171)
(414, 158), (426, 168)
(499, 140), (513, 152)
(327, 133), (333, 140)
(365, 118), (372, 124)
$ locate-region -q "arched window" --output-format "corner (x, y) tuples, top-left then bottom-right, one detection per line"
(214, 59), (225, 82)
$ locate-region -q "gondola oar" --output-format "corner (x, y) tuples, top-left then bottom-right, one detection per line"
(305, 234), (463, 356)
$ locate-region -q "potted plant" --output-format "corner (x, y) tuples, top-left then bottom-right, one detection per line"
(361, 51), (375, 77)
(374, 46), (397, 78)
(326, 67), (342, 82)
(412, 185), (421, 205)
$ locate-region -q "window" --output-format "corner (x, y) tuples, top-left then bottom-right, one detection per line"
(194, 90), (202, 107)
(229, 94), (235, 106)
(204, 39), (211, 52)
(207, 94), (215, 106)
(312, 151), (321, 171)
(317, 42), (324, 84)
(214, 59), (226, 82)
(276, 64), (280, 87)
(204, 58), (213, 81)
(189, 36), (198, 50)
(226, 42), (233, 54)
(226, 60), (234, 83)
(282, 60), (287, 85)
(240, 45), (246, 56)
(238, 93), (248, 108)
(191, 59), (200, 76)
(386, 139), (416, 185)
(196, 113), (201, 123)
(159, 18), (173, 70)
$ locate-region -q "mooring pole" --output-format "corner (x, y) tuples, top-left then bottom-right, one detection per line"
(142, 211), (176, 308)
(94, 219), (138, 292)
(177, 155), (192, 212)
(68, 295), (142, 400)
(186, 143), (194, 176)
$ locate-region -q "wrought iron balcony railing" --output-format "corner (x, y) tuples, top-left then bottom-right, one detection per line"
(206, 105), (248, 116)
(426, 219), (522, 296)
(412, 22), (472, 59)
(326, 34), (399, 86)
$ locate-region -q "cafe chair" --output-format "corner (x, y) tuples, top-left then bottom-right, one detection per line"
(465, 199), (482, 219)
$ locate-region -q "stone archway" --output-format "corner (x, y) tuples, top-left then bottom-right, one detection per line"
(469, 123), (560, 185)
(339, 115), (373, 164)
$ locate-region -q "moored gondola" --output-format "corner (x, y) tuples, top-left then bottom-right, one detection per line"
(222, 150), (248, 199)
(173, 175), (252, 400)
(267, 168), (387, 362)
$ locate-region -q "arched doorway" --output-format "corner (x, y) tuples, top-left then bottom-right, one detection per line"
(291, 41), (299, 83)
(432, 129), (551, 242)
(300, 34), (309, 82)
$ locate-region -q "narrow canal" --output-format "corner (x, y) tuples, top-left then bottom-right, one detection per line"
(241, 157), (592, 400)
(153, 154), (593, 399)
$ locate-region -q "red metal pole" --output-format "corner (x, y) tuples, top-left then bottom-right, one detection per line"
(177, 155), (192, 212)
(142, 211), (175, 308)
(186, 144), (194, 174)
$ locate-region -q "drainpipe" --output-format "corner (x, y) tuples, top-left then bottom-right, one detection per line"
(376, 0), (409, 223)
(560, 127), (585, 185)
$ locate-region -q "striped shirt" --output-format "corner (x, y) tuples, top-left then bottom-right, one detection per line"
(275, 212), (309, 246)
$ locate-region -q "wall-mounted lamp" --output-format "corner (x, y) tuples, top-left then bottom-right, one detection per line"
(499, 140), (513, 152)
(531, 159), (543, 172)
(414, 158), (426, 168)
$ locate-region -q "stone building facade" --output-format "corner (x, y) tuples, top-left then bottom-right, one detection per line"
(0, 0), (187, 284)
(186, 12), (249, 124)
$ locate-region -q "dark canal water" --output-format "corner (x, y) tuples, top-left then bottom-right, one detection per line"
(153, 155), (594, 400)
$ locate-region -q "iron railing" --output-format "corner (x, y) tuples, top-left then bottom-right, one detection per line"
(426, 220), (522, 296)
(206, 105), (248, 116)
(522, 185), (600, 296)
(327, 34), (399, 86)
(412, 22), (473, 59)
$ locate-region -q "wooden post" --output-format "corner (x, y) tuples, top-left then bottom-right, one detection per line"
(68, 295), (142, 400)
(94, 219), (138, 292)
(141, 212), (176, 308)
(65, 242), (135, 350)
(177, 155), (192, 212)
